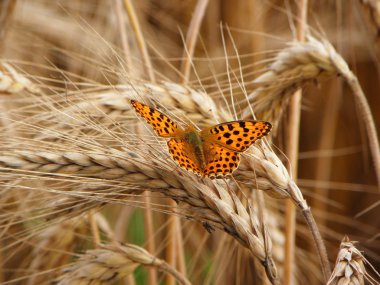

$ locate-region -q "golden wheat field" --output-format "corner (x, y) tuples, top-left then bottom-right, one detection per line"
(0, 1), (380, 284)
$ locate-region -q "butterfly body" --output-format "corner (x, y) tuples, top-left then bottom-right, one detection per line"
(182, 129), (206, 169)
(130, 100), (272, 178)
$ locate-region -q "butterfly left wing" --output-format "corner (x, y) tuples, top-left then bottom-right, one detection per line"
(200, 120), (271, 152)
(202, 143), (240, 178)
(130, 100), (180, 137)
(167, 138), (202, 176)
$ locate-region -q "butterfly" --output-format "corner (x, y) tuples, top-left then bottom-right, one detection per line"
(130, 100), (272, 178)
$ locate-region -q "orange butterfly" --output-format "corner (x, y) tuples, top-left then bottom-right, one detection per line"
(131, 100), (272, 178)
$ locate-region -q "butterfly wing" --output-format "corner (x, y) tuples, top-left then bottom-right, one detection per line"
(167, 138), (202, 176)
(200, 120), (271, 152)
(130, 100), (180, 137)
(202, 143), (240, 178)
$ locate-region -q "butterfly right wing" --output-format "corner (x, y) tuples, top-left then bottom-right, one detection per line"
(202, 142), (240, 178)
(130, 100), (180, 137)
(200, 120), (271, 152)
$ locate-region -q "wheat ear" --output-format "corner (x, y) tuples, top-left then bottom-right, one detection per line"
(242, 36), (337, 126)
(242, 36), (380, 190)
(327, 236), (367, 285)
(54, 243), (191, 285)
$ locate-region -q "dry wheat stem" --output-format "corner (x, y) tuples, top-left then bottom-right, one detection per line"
(114, 0), (131, 74)
(180, 0), (209, 84)
(142, 191), (158, 285)
(55, 243), (191, 285)
(284, 2), (307, 284)
(123, 0), (155, 82)
(176, 4), (210, 280)
(330, 56), (380, 191)
(287, 179), (331, 278)
(132, 95), (159, 285)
